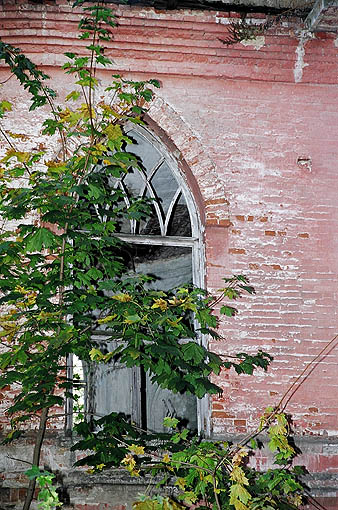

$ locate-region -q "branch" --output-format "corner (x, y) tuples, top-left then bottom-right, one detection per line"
(6, 455), (32, 466)
(23, 407), (49, 510)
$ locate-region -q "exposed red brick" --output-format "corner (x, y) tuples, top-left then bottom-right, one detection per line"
(206, 218), (231, 227)
(10, 489), (18, 502)
(234, 419), (246, 426)
(218, 219), (231, 227)
(205, 198), (229, 205)
(228, 248), (246, 254)
(18, 488), (27, 499)
(212, 411), (235, 418)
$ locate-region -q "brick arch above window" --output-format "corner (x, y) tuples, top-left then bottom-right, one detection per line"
(147, 97), (231, 229)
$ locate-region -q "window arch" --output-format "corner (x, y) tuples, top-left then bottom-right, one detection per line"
(111, 125), (203, 288)
(81, 125), (205, 433)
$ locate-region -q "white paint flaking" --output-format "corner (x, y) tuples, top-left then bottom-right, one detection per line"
(294, 30), (314, 83)
(215, 16), (234, 25)
(240, 36), (265, 50)
(215, 14), (265, 27)
(334, 36), (338, 47)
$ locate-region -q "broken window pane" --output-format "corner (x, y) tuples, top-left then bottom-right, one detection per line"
(125, 245), (192, 289)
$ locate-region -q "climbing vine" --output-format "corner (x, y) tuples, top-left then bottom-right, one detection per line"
(0, 1), (305, 509)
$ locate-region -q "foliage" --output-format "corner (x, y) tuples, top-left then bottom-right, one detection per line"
(72, 412), (304, 510)
(0, 1), (305, 510)
(0, 41), (56, 111)
(25, 466), (62, 510)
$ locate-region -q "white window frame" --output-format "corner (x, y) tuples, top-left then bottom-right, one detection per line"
(66, 124), (210, 436)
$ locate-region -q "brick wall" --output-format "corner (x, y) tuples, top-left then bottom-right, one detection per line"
(1, 0), (338, 507)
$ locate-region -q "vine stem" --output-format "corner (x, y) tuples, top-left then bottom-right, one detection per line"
(21, 144), (72, 510)
(22, 407), (48, 510)
(235, 332), (338, 452)
(21, 225), (68, 510)
(212, 476), (222, 510)
(40, 82), (67, 161)
(0, 124), (32, 176)
(0, 72), (14, 84)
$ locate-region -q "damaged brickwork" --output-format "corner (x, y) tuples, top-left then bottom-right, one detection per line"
(1, 0), (338, 508)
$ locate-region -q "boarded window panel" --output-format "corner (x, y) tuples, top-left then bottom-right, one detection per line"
(134, 246), (197, 432)
(132, 245), (197, 431)
(83, 246), (197, 431)
(146, 381), (197, 432)
(83, 342), (136, 419)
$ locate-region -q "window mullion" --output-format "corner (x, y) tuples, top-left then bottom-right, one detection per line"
(115, 234), (198, 247)
(163, 187), (181, 236)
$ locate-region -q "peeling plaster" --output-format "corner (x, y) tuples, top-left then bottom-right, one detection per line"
(215, 13), (265, 27)
(294, 30), (313, 83)
(334, 36), (338, 47)
(297, 156), (312, 172)
(240, 36), (265, 50)
(215, 15), (233, 25)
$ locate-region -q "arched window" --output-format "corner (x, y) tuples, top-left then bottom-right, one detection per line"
(81, 125), (204, 432)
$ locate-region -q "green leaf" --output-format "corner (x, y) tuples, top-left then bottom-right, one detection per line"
(65, 90), (81, 101)
(149, 79), (161, 88)
(25, 228), (58, 252)
(220, 305), (238, 317)
(250, 438), (258, 449)
(89, 348), (104, 361)
(25, 465), (41, 480)
(163, 417), (179, 429)
(229, 483), (251, 505)
(0, 100), (12, 117)
(88, 183), (102, 199)
(87, 267), (103, 280)
(196, 308), (217, 328)
(181, 342), (205, 364)
(238, 284), (255, 294)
